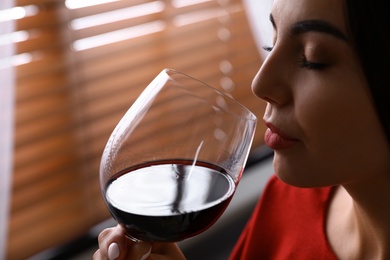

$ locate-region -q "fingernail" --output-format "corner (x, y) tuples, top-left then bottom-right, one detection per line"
(108, 243), (120, 260)
(140, 244), (152, 260)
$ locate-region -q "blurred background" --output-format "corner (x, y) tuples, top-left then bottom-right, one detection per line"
(0, 0), (273, 259)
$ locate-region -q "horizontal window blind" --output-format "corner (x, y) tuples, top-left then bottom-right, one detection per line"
(6, 0), (266, 258)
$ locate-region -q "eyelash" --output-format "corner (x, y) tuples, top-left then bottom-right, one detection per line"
(299, 54), (328, 70)
(262, 45), (328, 70)
(262, 46), (274, 52)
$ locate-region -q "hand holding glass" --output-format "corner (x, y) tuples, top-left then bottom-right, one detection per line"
(100, 69), (257, 242)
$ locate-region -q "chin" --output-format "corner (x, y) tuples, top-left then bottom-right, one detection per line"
(272, 156), (337, 188)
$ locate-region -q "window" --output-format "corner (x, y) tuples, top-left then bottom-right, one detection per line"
(6, 0), (265, 258)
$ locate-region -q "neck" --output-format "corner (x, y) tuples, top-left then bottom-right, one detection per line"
(327, 173), (390, 259)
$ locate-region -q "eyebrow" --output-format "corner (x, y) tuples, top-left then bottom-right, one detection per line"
(269, 14), (348, 42)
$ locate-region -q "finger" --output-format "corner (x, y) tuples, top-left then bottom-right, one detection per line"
(108, 242), (120, 260)
(97, 225), (128, 259)
(97, 228), (112, 259)
(93, 249), (102, 260)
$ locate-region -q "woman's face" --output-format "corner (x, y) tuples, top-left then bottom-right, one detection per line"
(254, 0), (389, 187)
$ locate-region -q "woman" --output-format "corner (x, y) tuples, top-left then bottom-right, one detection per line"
(94, 0), (390, 258)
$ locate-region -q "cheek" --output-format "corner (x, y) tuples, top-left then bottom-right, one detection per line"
(297, 89), (351, 153)
(292, 77), (389, 184)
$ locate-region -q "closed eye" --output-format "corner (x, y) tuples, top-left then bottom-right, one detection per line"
(299, 54), (328, 70)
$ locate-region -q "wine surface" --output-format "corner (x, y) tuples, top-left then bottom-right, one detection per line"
(104, 159), (235, 241)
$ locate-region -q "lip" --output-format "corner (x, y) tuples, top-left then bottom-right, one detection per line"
(264, 122), (299, 150)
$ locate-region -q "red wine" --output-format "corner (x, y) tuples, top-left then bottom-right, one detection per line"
(104, 159), (236, 242)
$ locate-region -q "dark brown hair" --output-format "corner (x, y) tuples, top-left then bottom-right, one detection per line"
(345, 0), (390, 142)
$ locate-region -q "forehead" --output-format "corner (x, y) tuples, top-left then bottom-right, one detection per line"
(272, 0), (347, 32)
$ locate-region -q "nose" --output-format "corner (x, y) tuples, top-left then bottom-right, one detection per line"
(252, 49), (292, 106)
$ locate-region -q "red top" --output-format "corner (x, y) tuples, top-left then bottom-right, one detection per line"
(230, 175), (338, 260)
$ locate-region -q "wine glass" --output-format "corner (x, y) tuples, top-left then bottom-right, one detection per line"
(99, 68), (257, 243)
